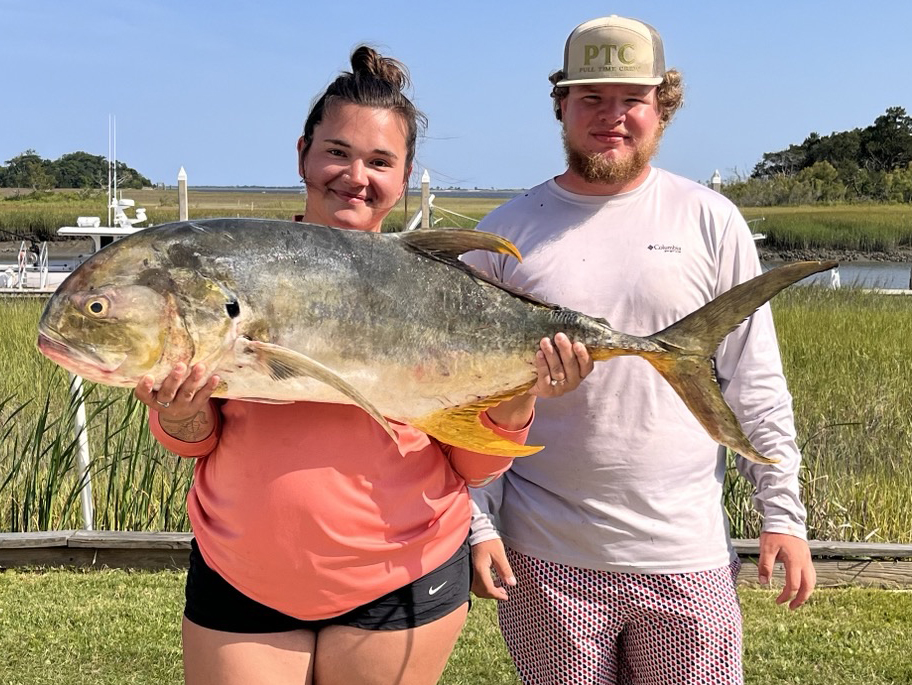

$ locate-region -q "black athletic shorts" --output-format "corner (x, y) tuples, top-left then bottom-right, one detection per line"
(184, 537), (471, 633)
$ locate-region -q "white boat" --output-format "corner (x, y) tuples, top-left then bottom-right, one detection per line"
(56, 195), (149, 258)
(0, 194), (148, 294)
(1, 117), (149, 293)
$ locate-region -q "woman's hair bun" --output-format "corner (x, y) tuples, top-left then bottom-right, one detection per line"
(350, 45), (410, 91)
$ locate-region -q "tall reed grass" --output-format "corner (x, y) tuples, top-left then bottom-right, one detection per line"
(725, 286), (912, 542)
(0, 300), (192, 532)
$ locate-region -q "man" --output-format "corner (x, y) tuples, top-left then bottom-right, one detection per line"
(466, 15), (816, 685)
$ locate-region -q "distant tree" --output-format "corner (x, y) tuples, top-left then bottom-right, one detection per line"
(112, 160), (151, 189)
(803, 128), (862, 179)
(1, 149), (153, 190)
(4, 149), (55, 191)
(794, 161), (846, 203)
(744, 106), (912, 203)
(860, 106), (912, 172)
(751, 144), (806, 179)
(52, 151), (109, 188)
(883, 164), (912, 203)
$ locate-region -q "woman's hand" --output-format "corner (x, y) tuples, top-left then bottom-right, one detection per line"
(134, 363), (221, 442)
(529, 332), (594, 398)
(486, 333), (594, 429)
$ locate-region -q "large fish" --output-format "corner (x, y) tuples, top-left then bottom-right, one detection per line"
(37, 218), (834, 463)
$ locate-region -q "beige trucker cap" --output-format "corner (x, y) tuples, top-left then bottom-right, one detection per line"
(556, 15), (665, 87)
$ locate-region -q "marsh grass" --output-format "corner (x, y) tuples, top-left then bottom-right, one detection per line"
(3, 191), (911, 249)
(1, 300), (192, 531)
(3, 282), (912, 539)
(741, 205), (912, 253)
(0, 188), (499, 240)
(724, 286), (912, 542)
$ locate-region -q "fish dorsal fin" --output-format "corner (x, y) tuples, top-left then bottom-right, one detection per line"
(398, 229), (568, 312)
(410, 383), (543, 457)
(235, 338), (396, 441)
(398, 229), (522, 262)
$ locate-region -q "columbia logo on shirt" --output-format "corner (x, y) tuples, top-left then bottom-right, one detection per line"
(648, 244), (682, 254)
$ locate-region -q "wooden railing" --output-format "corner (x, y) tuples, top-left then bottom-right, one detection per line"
(1, 532), (911, 588)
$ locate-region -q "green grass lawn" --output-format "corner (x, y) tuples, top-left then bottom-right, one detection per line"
(0, 570), (909, 684)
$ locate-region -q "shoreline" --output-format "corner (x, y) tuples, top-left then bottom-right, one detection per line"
(755, 247), (912, 263)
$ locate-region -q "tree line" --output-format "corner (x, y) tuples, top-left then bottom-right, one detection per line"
(722, 106), (912, 206)
(0, 150), (151, 192)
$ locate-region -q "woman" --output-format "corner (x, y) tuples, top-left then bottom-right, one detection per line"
(134, 46), (589, 685)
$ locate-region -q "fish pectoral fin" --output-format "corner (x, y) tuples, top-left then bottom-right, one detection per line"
(398, 229), (523, 262)
(411, 385), (543, 457)
(236, 339), (397, 441)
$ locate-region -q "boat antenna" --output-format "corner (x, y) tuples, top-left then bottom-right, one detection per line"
(107, 115), (113, 227)
(110, 115), (118, 227)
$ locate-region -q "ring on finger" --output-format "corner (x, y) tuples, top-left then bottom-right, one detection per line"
(156, 399), (171, 408)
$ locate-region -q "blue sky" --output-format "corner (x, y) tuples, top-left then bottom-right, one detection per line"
(3, 1), (911, 189)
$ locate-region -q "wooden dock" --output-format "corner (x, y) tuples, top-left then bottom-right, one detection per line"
(0, 531), (191, 571)
(732, 539), (912, 589)
(0, 287), (54, 298)
(1, 531), (911, 588)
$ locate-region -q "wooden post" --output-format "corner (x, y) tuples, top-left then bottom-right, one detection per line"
(711, 169), (722, 193)
(420, 169), (430, 229)
(178, 166), (188, 221)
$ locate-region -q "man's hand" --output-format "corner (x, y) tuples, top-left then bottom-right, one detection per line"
(757, 531), (816, 609)
(471, 539), (515, 601)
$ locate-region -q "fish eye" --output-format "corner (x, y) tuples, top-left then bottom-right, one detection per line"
(85, 297), (109, 317)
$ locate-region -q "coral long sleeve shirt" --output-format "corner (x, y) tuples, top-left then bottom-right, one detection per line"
(151, 400), (523, 620)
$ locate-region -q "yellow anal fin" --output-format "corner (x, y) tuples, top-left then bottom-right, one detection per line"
(412, 384), (543, 457)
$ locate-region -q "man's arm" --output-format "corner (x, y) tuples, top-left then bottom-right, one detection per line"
(714, 210), (815, 608)
(469, 482), (516, 600)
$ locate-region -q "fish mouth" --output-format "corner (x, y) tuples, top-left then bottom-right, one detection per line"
(37, 331), (119, 377)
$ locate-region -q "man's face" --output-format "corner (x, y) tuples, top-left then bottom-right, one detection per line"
(560, 83), (663, 186)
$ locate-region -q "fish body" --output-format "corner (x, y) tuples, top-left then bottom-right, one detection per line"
(37, 218), (835, 462)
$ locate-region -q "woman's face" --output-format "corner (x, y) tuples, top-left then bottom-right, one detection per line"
(299, 103), (411, 232)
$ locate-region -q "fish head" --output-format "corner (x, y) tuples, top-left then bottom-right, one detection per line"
(38, 280), (179, 386)
(37, 230), (240, 388)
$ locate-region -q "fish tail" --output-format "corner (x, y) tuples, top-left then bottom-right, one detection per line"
(597, 261), (836, 464)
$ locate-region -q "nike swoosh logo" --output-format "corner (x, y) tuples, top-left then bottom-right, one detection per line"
(428, 581), (447, 595)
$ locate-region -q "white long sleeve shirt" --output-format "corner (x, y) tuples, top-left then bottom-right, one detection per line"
(466, 168), (807, 573)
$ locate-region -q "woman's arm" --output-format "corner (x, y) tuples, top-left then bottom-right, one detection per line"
(135, 362), (223, 455)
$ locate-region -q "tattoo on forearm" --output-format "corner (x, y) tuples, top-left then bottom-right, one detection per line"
(160, 412), (211, 442)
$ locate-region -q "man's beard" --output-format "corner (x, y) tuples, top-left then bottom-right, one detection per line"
(563, 127), (661, 186)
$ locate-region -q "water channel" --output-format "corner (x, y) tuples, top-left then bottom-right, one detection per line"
(763, 261), (911, 290)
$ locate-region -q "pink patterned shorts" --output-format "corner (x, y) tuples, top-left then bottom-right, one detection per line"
(498, 547), (743, 685)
